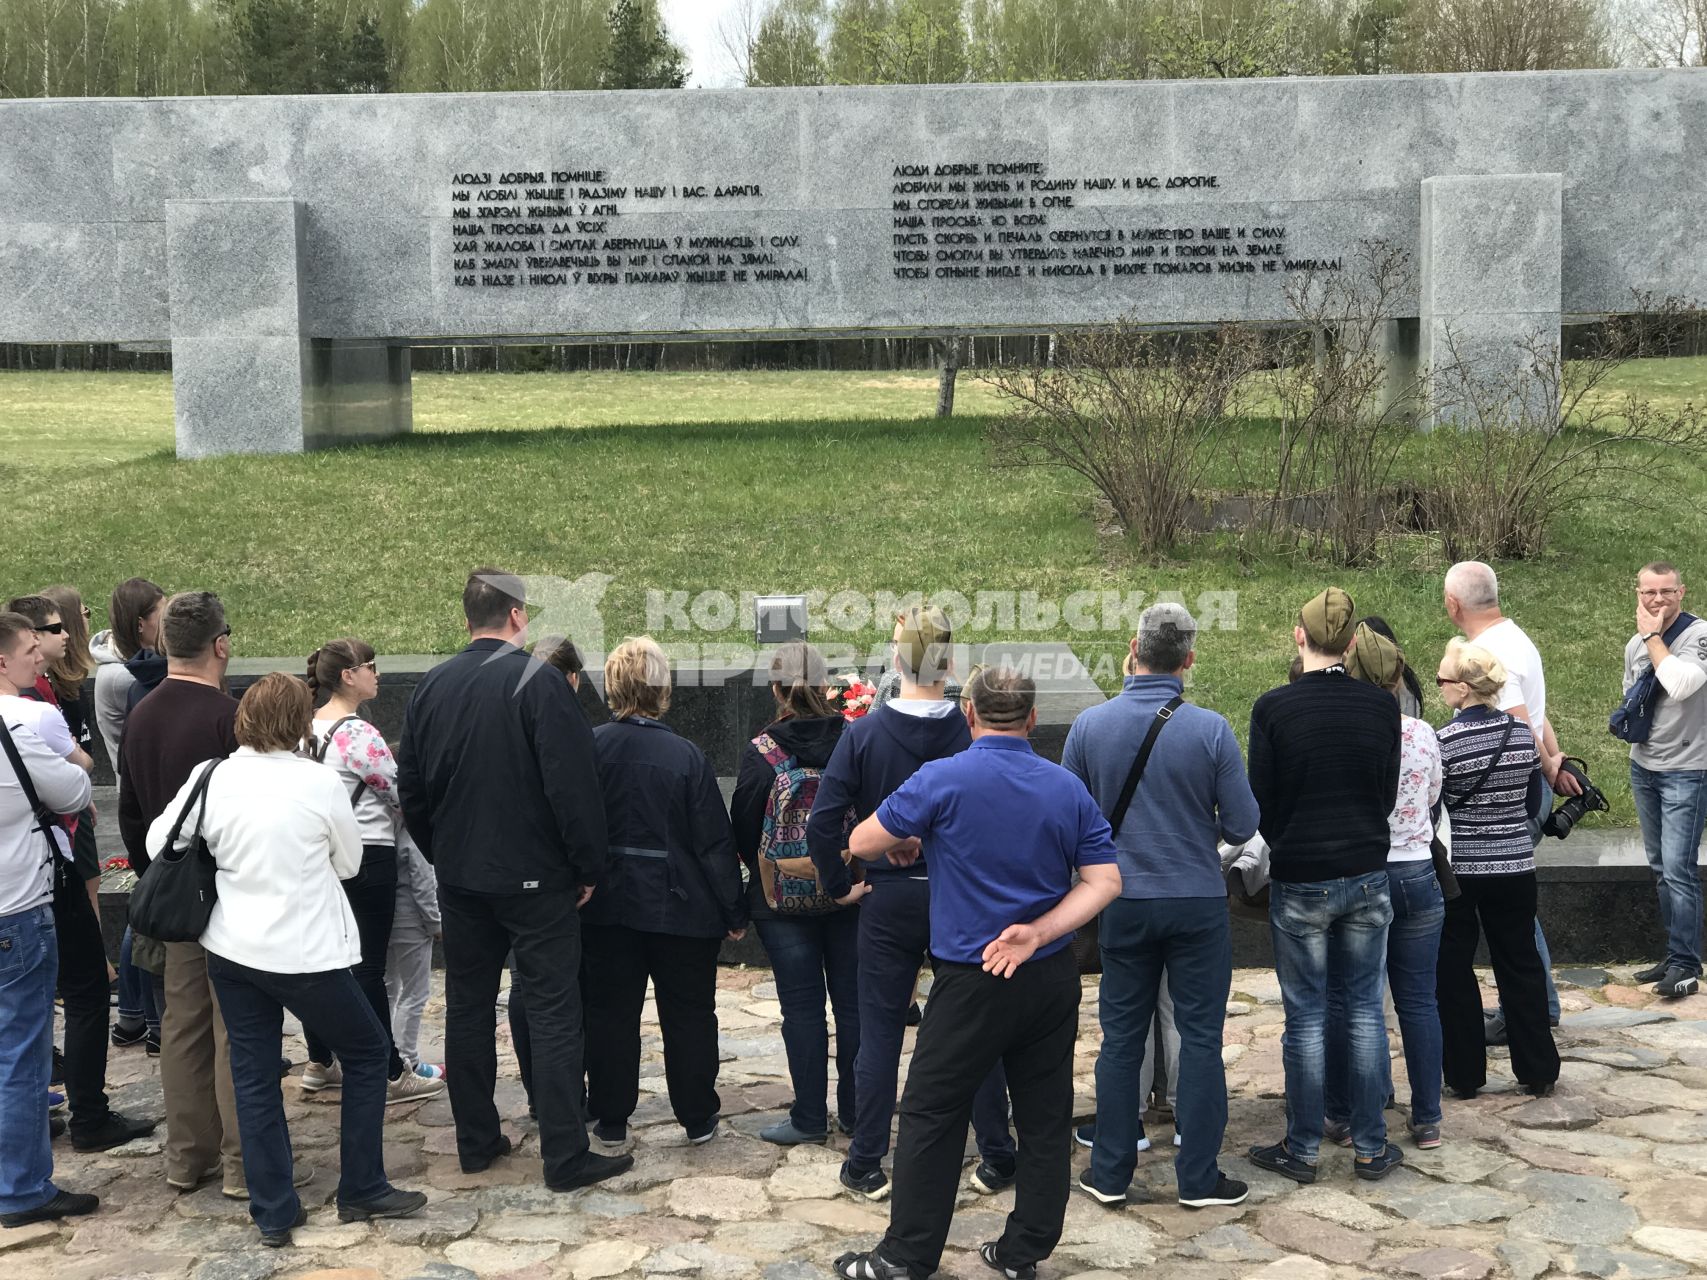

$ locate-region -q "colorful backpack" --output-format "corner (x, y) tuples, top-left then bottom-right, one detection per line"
(754, 732), (857, 916)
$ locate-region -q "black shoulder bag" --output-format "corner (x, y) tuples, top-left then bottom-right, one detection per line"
(129, 759), (225, 943)
(312, 717), (369, 807)
(1073, 696), (1184, 976)
(0, 716), (72, 903)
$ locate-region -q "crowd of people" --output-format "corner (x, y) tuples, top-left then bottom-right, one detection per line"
(1, 561), (1702, 1280)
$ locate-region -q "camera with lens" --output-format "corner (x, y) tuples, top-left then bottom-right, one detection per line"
(1540, 758), (1609, 839)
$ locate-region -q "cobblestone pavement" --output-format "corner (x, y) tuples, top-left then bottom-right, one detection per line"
(9, 965), (1707, 1280)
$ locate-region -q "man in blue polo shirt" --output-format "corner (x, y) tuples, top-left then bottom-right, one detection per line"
(829, 668), (1122, 1280)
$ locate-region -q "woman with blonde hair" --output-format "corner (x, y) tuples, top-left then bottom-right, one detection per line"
(147, 673), (427, 1247)
(1433, 639), (1559, 1099)
(730, 640), (856, 1145)
(582, 637), (746, 1149)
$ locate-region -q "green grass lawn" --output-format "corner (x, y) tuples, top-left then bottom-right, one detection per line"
(5, 359), (1707, 825)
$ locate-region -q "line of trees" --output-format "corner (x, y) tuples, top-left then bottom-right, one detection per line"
(2, 0), (1701, 99)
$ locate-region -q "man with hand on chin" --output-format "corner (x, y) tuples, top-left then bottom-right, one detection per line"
(829, 667), (1121, 1280)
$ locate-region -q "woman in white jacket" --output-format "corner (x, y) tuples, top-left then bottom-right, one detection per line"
(147, 673), (426, 1248)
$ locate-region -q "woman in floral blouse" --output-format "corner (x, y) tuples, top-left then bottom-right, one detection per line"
(299, 638), (444, 1106)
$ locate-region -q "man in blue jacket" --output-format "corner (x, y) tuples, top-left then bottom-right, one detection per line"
(806, 604), (1015, 1200)
(1064, 603), (1259, 1212)
(397, 568), (626, 1193)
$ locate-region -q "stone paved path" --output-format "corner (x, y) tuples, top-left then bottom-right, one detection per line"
(9, 965), (1707, 1280)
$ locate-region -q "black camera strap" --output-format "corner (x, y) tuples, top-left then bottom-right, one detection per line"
(0, 715), (69, 895)
(1106, 696), (1184, 833)
(1445, 714), (1518, 813)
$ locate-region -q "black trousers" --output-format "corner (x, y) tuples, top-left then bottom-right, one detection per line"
(881, 947), (1080, 1278)
(1437, 871), (1560, 1092)
(440, 884), (590, 1185)
(53, 871), (113, 1135)
(306, 845), (403, 1079)
(581, 925), (722, 1133)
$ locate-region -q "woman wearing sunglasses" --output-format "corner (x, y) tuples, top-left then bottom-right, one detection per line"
(298, 639), (445, 1106)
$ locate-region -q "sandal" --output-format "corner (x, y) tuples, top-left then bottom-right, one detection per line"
(979, 1241), (1038, 1280)
(832, 1250), (911, 1280)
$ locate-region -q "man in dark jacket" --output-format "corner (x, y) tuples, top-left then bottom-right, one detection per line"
(396, 568), (625, 1192)
(806, 605), (1016, 1201)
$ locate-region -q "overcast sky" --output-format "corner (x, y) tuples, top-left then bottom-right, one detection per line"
(660, 0), (747, 89)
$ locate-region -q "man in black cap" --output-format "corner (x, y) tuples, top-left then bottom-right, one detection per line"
(1246, 588), (1404, 1184)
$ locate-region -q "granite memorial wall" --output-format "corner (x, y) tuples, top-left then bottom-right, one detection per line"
(2, 69), (1703, 455)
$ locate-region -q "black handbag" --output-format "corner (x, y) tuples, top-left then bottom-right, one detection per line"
(129, 759), (224, 943)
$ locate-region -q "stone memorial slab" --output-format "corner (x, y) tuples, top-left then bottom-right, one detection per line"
(2, 70), (1704, 454)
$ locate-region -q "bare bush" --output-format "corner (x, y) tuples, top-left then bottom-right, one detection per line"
(982, 323), (1264, 557)
(1256, 240), (1426, 566)
(1422, 296), (1707, 560)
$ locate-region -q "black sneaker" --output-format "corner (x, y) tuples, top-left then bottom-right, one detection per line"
(1247, 1141), (1317, 1184)
(459, 1134), (512, 1174)
(0, 1189), (99, 1228)
(48, 1114), (67, 1140)
(905, 1001), (923, 1027)
(1180, 1173), (1249, 1208)
(839, 1161), (890, 1201)
(1076, 1168), (1127, 1208)
(591, 1119), (629, 1150)
(1483, 1013), (1509, 1046)
(968, 1159), (1016, 1195)
(1634, 961), (1670, 984)
(1321, 1119), (1353, 1148)
(547, 1150), (634, 1192)
(687, 1116), (720, 1145)
(145, 1031), (161, 1057)
(71, 1111), (158, 1153)
(833, 1249), (910, 1280)
(336, 1187), (428, 1223)
(1657, 967), (1701, 999)
(111, 1021), (148, 1048)
(1354, 1143), (1405, 1181)
(979, 1241), (1037, 1279)
(260, 1204), (308, 1247)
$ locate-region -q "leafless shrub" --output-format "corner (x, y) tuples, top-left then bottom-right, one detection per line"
(1422, 295), (1707, 560)
(982, 322), (1264, 558)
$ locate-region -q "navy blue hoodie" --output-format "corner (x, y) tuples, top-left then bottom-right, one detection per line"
(805, 701), (971, 897)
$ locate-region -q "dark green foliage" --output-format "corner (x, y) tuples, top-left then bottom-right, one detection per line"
(599, 0), (687, 89)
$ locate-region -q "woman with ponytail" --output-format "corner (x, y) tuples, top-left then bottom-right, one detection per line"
(729, 641), (859, 1146)
(299, 640), (445, 1105)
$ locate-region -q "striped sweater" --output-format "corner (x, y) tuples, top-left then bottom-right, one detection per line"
(1437, 706), (1541, 876)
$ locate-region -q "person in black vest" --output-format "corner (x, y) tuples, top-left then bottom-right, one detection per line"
(582, 636), (746, 1149)
(397, 568), (627, 1192)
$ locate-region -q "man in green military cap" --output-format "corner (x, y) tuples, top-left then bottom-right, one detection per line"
(1245, 588), (1406, 1185)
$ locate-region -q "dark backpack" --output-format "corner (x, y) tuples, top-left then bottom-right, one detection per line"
(308, 715), (369, 807)
(753, 732), (855, 916)
(1611, 612), (1699, 744)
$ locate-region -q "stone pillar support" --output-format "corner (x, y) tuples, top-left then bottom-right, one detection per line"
(166, 198), (411, 456)
(1418, 174), (1563, 429)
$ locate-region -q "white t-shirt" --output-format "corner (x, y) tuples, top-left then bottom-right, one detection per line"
(1472, 618), (1547, 729)
(0, 694), (76, 857)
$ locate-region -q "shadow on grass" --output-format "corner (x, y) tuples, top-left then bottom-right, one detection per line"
(371, 414), (1004, 455)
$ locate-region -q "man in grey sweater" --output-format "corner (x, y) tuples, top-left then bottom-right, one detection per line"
(1624, 561), (1707, 998)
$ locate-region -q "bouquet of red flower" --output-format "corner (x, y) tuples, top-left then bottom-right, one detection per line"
(827, 673), (878, 721)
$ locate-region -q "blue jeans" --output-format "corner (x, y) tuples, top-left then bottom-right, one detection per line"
(116, 925), (161, 1034)
(755, 908), (861, 1135)
(1091, 896), (1230, 1200)
(208, 953), (393, 1233)
(0, 906), (60, 1215)
(1631, 762), (1707, 976)
(1326, 863), (1445, 1129)
(849, 877), (1014, 1172)
(1270, 871), (1392, 1161)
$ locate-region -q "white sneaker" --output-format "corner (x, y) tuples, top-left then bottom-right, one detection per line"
(387, 1069), (446, 1106)
(301, 1060), (343, 1093)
